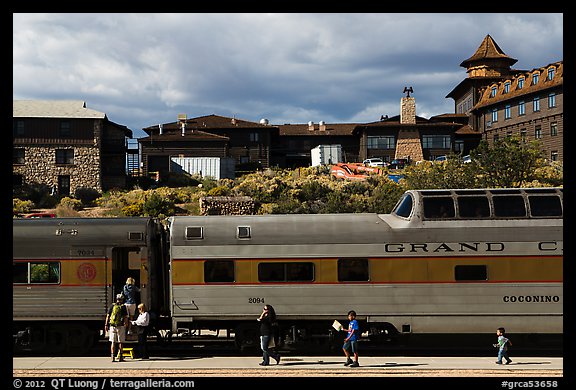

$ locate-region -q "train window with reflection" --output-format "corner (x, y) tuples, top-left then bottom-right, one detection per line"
(204, 260), (235, 283)
(13, 262), (61, 284)
(454, 265), (487, 281)
(392, 194), (413, 218)
(338, 258), (369, 282)
(185, 226), (204, 240)
(493, 196), (526, 217)
(528, 195), (562, 217)
(258, 262), (314, 282)
(457, 196), (490, 218)
(423, 197), (455, 219)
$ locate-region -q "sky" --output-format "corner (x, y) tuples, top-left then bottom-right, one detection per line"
(13, 13), (564, 139)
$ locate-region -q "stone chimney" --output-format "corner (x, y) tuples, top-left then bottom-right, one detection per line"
(308, 121), (315, 131)
(400, 96), (416, 124)
(396, 90), (423, 161)
(319, 121), (326, 131)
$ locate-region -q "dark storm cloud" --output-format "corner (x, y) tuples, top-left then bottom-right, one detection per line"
(13, 13), (563, 138)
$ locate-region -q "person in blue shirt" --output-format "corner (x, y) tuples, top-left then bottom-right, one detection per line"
(342, 310), (360, 367)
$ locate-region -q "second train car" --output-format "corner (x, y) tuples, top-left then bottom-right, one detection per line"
(13, 187), (563, 353)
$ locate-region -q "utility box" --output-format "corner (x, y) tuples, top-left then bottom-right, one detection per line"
(170, 157), (235, 180)
(311, 144), (343, 167)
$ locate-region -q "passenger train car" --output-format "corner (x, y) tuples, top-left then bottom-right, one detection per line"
(13, 188), (563, 353)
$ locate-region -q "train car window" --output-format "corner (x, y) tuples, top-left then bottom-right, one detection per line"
(493, 196), (526, 217)
(338, 258), (369, 282)
(454, 265), (487, 281)
(13, 263), (28, 284)
(204, 260), (235, 283)
(457, 196), (490, 218)
(286, 262), (314, 281)
(258, 262), (315, 282)
(128, 231), (144, 241)
(185, 226), (204, 240)
(392, 194), (413, 218)
(528, 195), (562, 217)
(423, 197), (455, 219)
(237, 226), (251, 239)
(30, 262), (60, 284)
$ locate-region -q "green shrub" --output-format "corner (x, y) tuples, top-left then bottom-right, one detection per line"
(122, 201), (145, 216)
(59, 197), (83, 211)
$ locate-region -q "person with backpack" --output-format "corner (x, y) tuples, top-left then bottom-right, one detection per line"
(105, 294), (129, 362)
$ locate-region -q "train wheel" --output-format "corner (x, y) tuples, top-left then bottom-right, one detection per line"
(65, 324), (95, 355)
(234, 324), (259, 353)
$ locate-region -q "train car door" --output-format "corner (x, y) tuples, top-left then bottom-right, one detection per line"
(111, 247), (146, 306)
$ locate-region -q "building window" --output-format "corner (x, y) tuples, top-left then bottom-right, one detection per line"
(13, 174), (23, 187)
(367, 136), (395, 149)
(59, 120), (71, 138)
(14, 120), (25, 137)
(422, 135), (451, 149)
(490, 86), (497, 97)
(548, 93), (556, 108)
(518, 101), (525, 116)
(532, 72), (539, 85)
(550, 122), (558, 136)
(535, 125), (542, 139)
(504, 105), (511, 119)
(504, 82), (510, 93)
(249, 132), (259, 142)
(548, 67), (555, 80)
(517, 77), (524, 89)
(520, 128), (527, 142)
(533, 97), (540, 112)
(551, 151), (558, 161)
(491, 108), (498, 123)
(55, 149), (74, 165)
(454, 140), (463, 154)
(13, 148), (25, 164)
(493, 134), (499, 143)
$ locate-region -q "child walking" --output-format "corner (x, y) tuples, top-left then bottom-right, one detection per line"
(494, 327), (512, 365)
(342, 310), (360, 367)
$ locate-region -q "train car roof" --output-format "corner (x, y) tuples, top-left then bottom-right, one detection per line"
(13, 217), (156, 249)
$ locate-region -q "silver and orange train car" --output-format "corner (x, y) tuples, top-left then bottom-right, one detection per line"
(13, 188), (563, 353)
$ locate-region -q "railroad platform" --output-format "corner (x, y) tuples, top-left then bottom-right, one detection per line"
(13, 355), (563, 372)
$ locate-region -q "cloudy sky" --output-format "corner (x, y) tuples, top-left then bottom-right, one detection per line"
(13, 13), (563, 139)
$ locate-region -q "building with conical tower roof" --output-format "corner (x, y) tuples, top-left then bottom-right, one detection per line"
(447, 35), (562, 162)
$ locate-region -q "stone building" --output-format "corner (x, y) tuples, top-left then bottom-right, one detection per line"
(13, 100), (132, 195)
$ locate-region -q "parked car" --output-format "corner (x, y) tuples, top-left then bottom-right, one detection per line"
(434, 155), (448, 163)
(25, 213), (56, 218)
(389, 158), (409, 169)
(462, 155), (472, 163)
(363, 158), (385, 168)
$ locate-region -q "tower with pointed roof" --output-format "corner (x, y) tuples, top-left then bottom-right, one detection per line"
(460, 34), (517, 78)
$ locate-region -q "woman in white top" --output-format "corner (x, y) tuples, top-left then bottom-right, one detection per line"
(131, 303), (150, 359)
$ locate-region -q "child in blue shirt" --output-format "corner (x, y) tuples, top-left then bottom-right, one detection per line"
(342, 310), (360, 367)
